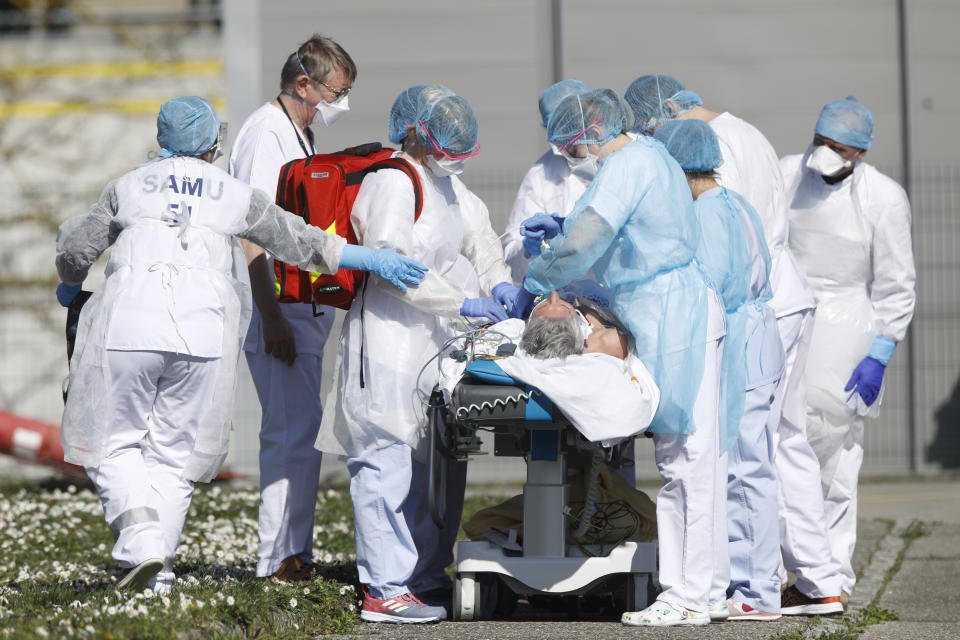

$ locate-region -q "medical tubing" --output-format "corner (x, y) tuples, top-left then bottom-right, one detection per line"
(573, 447), (604, 539)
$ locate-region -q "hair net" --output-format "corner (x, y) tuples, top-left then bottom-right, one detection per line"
(653, 119), (723, 173)
(546, 88), (630, 149)
(624, 75), (702, 133)
(156, 96), (220, 158)
(815, 96), (874, 150)
(388, 85), (479, 156)
(538, 79), (589, 128)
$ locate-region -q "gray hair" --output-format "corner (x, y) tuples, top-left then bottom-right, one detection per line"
(521, 313), (585, 360)
(280, 34), (357, 92)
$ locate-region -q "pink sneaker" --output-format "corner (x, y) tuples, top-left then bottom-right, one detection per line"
(360, 586), (447, 624)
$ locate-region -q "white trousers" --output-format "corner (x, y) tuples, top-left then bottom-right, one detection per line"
(348, 441), (467, 599)
(653, 334), (724, 613)
(86, 350), (219, 590)
(806, 409), (864, 595)
(772, 310), (842, 597)
(246, 350), (325, 577)
(726, 381), (781, 612)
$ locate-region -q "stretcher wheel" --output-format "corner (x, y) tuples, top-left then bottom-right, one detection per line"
(477, 573), (518, 619)
(454, 572), (479, 621)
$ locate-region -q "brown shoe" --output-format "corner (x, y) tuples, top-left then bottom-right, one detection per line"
(271, 555), (316, 582)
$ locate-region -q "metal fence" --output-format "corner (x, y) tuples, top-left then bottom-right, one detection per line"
(1, 164), (958, 481)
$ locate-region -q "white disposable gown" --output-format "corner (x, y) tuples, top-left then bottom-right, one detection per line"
(502, 149), (587, 281)
(317, 157), (512, 458)
(57, 156), (345, 482)
(782, 150), (916, 592)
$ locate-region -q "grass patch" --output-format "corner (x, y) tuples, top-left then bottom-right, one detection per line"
(0, 481), (360, 638)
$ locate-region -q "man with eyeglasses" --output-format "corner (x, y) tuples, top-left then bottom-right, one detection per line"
(228, 33), (356, 583)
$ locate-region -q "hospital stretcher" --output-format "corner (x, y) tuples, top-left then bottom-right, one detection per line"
(426, 360), (658, 621)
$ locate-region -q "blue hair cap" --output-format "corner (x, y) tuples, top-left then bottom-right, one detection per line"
(156, 96), (220, 158)
(624, 74), (702, 133)
(538, 79), (589, 128)
(547, 88), (630, 149)
(815, 96), (874, 150)
(653, 119), (723, 173)
(388, 84), (478, 155)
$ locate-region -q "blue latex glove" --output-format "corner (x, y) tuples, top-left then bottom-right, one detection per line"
(338, 245), (429, 292)
(844, 356), (886, 406)
(522, 236), (543, 256)
(460, 297), (508, 323)
(492, 282), (520, 312)
(510, 281), (539, 319)
(520, 213), (564, 241)
(57, 283), (82, 308)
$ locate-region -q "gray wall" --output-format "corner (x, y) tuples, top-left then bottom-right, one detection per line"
(223, 0), (960, 480)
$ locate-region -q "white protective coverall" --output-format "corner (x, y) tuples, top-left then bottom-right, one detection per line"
(781, 151), (916, 593)
(502, 149), (586, 281)
(710, 113), (842, 598)
(57, 155), (344, 589)
(229, 101), (334, 577)
(317, 157), (511, 599)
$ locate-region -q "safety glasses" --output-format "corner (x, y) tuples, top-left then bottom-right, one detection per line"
(559, 115), (603, 152)
(417, 119), (480, 160)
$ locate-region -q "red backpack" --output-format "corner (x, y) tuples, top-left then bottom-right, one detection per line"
(272, 142), (423, 310)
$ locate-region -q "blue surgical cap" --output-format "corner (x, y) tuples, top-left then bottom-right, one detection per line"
(538, 79), (589, 128)
(156, 96), (220, 158)
(388, 84), (478, 155)
(815, 96), (874, 150)
(547, 88), (630, 149)
(653, 119), (723, 173)
(624, 75), (702, 133)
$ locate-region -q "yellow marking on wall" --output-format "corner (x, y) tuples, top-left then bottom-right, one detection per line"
(0, 59), (223, 80)
(0, 97), (225, 118)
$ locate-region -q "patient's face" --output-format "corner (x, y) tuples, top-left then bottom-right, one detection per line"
(583, 312), (629, 360)
(530, 290), (576, 320)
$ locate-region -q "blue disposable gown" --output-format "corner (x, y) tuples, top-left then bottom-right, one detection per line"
(695, 187), (781, 451)
(526, 136), (710, 434)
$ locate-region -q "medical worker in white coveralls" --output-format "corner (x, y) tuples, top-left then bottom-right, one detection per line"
(54, 96), (427, 595)
(781, 96), (916, 601)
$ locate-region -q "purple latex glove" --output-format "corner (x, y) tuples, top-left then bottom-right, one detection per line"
(844, 356), (886, 406)
(511, 280), (539, 319)
(492, 282), (520, 312)
(460, 297), (508, 323)
(520, 213), (564, 241)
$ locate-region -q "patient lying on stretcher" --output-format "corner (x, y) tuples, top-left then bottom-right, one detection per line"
(445, 291), (660, 445)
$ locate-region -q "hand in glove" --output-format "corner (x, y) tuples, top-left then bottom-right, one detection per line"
(492, 282), (520, 312)
(510, 281), (539, 319)
(460, 297), (508, 323)
(844, 356), (886, 406)
(339, 245), (429, 292)
(520, 213), (564, 240)
(57, 283), (82, 308)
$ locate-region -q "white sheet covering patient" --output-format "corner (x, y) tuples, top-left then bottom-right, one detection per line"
(444, 292), (660, 445)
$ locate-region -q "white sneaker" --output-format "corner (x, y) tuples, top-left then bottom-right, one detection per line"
(116, 558), (163, 592)
(622, 600), (710, 627)
(728, 600), (782, 621)
(709, 599), (730, 621)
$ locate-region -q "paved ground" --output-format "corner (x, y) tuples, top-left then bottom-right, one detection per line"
(346, 477), (960, 639)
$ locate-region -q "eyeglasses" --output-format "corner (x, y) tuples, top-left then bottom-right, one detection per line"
(559, 116), (603, 152)
(316, 79), (351, 101)
(295, 50), (351, 100)
(417, 119), (480, 160)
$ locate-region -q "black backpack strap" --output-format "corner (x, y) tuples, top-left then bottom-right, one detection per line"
(365, 158), (424, 221)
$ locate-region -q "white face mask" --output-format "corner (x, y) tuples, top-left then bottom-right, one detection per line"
(806, 144), (853, 177)
(564, 152), (599, 183)
(312, 94), (349, 127)
(574, 309), (593, 342)
(426, 154), (466, 177)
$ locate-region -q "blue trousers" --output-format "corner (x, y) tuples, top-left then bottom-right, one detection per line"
(727, 380), (781, 612)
